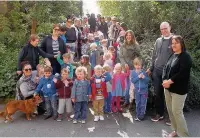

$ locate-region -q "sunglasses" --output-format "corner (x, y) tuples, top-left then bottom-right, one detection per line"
(24, 68), (32, 72)
(54, 28), (60, 31)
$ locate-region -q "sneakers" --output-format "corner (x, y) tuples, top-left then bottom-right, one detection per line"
(73, 120), (77, 124)
(56, 114), (62, 122)
(94, 116), (99, 122)
(165, 119), (171, 126)
(99, 115), (104, 121)
(81, 120), (86, 124)
(151, 114), (164, 122)
(134, 117), (141, 122)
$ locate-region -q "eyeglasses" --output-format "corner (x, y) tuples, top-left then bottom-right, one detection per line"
(54, 28), (60, 31)
(24, 68), (32, 72)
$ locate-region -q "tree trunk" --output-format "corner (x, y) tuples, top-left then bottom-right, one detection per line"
(31, 18), (37, 34)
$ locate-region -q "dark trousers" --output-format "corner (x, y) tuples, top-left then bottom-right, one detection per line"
(74, 101), (88, 120)
(51, 60), (61, 75)
(152, 68), (165, 116)
(125, 78), (130, 104)
(104, 92), (112, 112)
(44, 96), (58, 117)
(135, 91), (148, 118)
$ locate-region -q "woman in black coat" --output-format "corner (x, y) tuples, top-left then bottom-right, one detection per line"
(162, 35), (192, 137)
(40, 24), (66, 74)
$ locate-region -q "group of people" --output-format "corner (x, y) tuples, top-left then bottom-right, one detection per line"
(16, 13), (192, 137)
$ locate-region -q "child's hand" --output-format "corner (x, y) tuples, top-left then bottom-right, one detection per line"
(64, 80), (69, 86)
(138, 74), (143, 78)
(57, 51), (61, 54)
(53, 78), (58, 83)
(125, 64), (129, 69)
(72, 98), (75, 103)
(141, 74), (145, 79)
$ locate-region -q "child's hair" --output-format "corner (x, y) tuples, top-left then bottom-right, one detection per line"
(75, 66), (87, 76)
(90, 43), (97, 48)
(101, 39), (108, 44)
(94, 65), (103, 71)
(81, 55), (90, 65)
(60, 25), (67, 32)
(61, 68), (69, 75)
(44, 66), (53, 73)
(103, 64), (111, 72)
(82, 37), (88, 43)
(108, 46), (115, 52)
(133, 57), (142, 66)
(62, 53), (71, 59)
(103, 52), (112, 60)
(114, 63), (122, 73)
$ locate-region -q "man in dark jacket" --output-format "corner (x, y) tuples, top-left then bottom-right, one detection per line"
(17, 34), (54, 75)
(146, 22), (173, 125)
(98, 17), (108, 39)
(88, 13), (96, 33)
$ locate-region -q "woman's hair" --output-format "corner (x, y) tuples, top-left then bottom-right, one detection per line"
(53, 24), (60, 29)
(75, 66), (87, 76)
(172, 35), (186, 52)
(124, 30), (138, 46)
(61, 68), (69, 75)
(133, 57), (143, 66)
(21, 61), (31, 70)
(60, 25), (66, 32)
(29, 34), (39, 42)
(81, 55), (90, 65)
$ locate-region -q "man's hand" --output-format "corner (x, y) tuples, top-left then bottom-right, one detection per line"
(17, 71), (22, 75)
(72, 98), (75, 103)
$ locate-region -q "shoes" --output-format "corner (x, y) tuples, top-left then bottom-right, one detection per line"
(165, 118), (171, 126)
(134, 117), (141, 122)
(117, 108), (123, 113)
(73, 120), (77, 124)
(94, 116), (99, 122)
(44, 115), (52, 120)
(151, 114), (164, 122)
(112, 107), (117, 113)
(99, 115), (104, 121)
(53, 115), (57, 120)
(56, 114), (62, 122)
(81, 120), (86, 124)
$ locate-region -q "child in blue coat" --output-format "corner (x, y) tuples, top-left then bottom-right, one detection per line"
(131, 58), (149, 121)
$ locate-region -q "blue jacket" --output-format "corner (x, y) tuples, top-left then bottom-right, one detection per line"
(71, 79), (91, 102)
(35, 75), (56, 97)
(131, 70), (149, 93)
(60, 35), (67, 44)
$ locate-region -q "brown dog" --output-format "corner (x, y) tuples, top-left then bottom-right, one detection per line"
(0, 95), (42, 122)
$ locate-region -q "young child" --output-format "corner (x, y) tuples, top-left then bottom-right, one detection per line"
(103, 52), (114, 71)
(103, 64), (112, 114)
(34, 66), (57, 120)
(57, 52), (74, 79)
(90, 65), (111, 121)
(101, 39), (108, 54)
(88, 43), (103, 76)
(54, 68), (73, 122)
(71, 66), (91, 124)
(88, 33), (94, 44)
(108, 46), (116, 65)
(59, 26), (67, 45)
(131, 58), (149, 121)
(112, 63), (130, 113)
(71, 55), (91, 80)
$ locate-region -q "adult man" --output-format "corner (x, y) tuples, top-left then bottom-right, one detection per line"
(17, 34), (54, 75)
(147, 22), (173, 125)
(108, 16), (119, 46)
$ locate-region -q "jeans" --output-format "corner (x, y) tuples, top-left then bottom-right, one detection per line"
(135, 92), (148, 119)
(125, 78), (130, 104)
(152, 68), (165, 116)
(44, 95), (58, 117)
(74, 101), (88, 120)
(104, 92), (112, 112)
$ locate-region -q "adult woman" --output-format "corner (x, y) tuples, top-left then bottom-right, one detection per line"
(40, 24), (66, 74)
(98, 16), (108, 39)
(119, 30), (141, 107)
(16, 63), (37, 100)
(17, 34), (54, 75)
(162, 35), (192, 137)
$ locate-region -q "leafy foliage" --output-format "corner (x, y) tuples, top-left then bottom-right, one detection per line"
(0, 1), (81, 98)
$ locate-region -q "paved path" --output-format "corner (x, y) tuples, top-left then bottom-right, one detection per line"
(0, 104), (199, 137)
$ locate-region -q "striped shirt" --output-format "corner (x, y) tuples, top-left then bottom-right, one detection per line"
(52, 40), (59, 55)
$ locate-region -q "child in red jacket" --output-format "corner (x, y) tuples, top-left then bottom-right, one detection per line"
(53, 68), (73, 122)
(90, 65), (111, 122)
